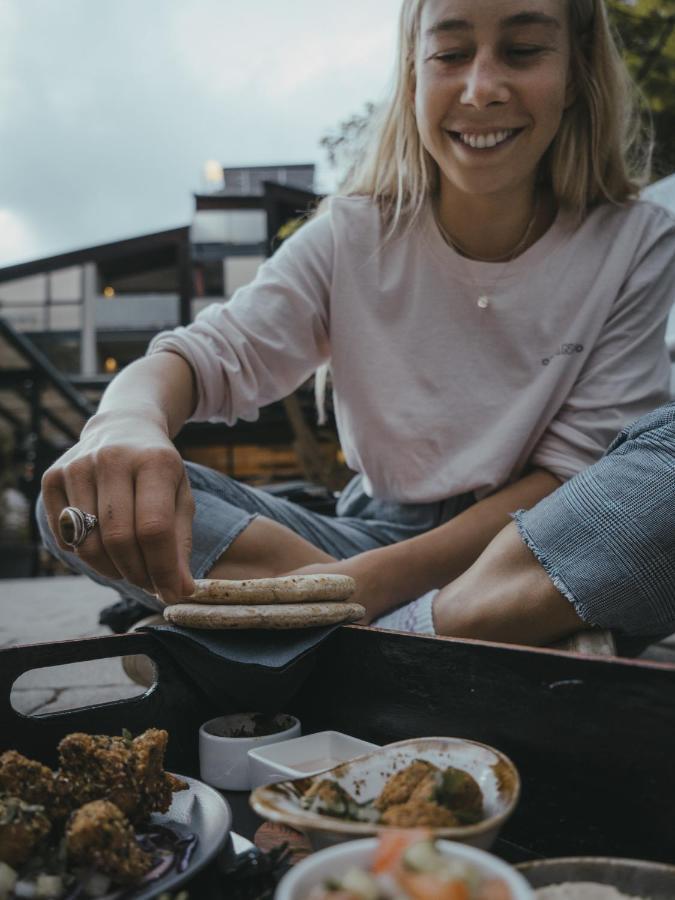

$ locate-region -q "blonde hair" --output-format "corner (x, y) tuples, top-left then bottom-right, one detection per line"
(338, 0), (652, 233)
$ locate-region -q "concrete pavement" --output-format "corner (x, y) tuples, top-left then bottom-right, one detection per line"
(0, 575), (142, 715)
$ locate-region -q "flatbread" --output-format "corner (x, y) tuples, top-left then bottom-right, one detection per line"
(164, 601), (366, 630)
(186, 575), (356, 605)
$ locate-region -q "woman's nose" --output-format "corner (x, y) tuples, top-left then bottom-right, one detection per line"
(460, 53), (510, 108)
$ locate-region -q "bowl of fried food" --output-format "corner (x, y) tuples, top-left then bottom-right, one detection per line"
(249, 736), (520, 851)
(0, 728), (230, 900)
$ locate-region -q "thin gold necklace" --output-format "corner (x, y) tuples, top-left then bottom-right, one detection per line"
(436, 192), (541, 263)
(435, 192), (541, 310)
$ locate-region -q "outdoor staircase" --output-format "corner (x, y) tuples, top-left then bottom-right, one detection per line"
(0, 317), (95, 455)
(0, 318), (98, 574)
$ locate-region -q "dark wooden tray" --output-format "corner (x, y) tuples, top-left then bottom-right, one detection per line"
(0, 631), (212, 774)
(2, 627), (674, 865)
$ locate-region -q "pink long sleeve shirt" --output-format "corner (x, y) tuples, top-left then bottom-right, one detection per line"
(148, 196), (675, 503)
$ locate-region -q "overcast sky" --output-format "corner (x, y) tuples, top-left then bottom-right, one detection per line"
(0, 0), (398, 267)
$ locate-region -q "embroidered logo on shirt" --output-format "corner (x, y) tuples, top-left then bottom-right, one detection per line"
(542, 343), (584, 366)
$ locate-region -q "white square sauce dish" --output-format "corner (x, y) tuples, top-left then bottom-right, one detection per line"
(247, 731), (378, 789)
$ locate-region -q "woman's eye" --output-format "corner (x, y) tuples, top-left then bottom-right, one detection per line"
(434, 51), (469, 64)
(507, 46), (545, 59)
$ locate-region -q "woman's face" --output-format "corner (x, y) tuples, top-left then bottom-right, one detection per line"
(414, 0), (572, 202)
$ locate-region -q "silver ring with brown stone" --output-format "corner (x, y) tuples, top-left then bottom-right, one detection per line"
(58, 506), (98, 549)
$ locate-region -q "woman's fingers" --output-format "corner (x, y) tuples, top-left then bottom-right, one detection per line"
(174, 473), (196, 601)
(42, 434), (192, 600)
(61, 461), (123, 581)
(41, 467), (73, 555)
(96, 457), (155, 594)
(135, 451), (188, 604)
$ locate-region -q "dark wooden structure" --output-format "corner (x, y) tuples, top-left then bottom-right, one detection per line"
(1, 627), (674, 869)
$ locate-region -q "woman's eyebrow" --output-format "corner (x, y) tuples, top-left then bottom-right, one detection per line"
(425, 18), (472, 38)
(425, 11), (561, 38)
(501, 11), (561, 30)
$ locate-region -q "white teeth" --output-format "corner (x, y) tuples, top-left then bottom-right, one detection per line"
(458, 129), (514, 149)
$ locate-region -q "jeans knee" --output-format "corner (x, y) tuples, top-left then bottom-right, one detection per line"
(184, 460), (235, 494)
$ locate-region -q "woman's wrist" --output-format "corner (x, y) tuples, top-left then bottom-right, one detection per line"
(355, 544), (436, 619)
(81, 404), (170, 440)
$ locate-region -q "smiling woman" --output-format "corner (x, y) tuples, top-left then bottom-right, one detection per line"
(39, 0), (675, 650)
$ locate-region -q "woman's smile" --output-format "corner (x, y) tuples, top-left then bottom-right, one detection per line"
(445, 126), (525, 152)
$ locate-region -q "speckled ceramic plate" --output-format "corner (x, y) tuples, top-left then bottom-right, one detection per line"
(126, 775), (231, 899)
(249, 736), (520, 850)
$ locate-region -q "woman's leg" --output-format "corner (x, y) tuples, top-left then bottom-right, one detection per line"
(37, 462), (442, 608)
(434, 403), (675, 646)
(185, 463), (459, 579)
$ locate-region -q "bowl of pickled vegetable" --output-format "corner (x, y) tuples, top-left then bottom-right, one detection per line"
(275, 830), (534, 900)
(250, 737), (520, 850)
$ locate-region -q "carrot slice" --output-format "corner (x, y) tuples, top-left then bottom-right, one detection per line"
(397, 870), (470, 900)
(371, 829), (431, 874)
(477, 878), (513, 900)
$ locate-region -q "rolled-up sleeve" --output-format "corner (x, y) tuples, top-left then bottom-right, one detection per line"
(531, 219), (675, 481)
(515, 402), (675, 638)
(147, 212), (333, 424)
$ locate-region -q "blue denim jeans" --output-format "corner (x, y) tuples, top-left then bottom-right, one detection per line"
(514, 402), (675, 639)
(37, 465), (474, 612)
(38, 403), (675, 640)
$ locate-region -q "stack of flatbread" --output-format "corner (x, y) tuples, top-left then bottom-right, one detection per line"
(164, 574), (364, 630)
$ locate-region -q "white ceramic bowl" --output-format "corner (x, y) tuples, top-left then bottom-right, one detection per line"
(198, 712), (300, 790)
(276, 837), (534, 900)
(250, 736), (520, 850)
(247, 731), (378, 788)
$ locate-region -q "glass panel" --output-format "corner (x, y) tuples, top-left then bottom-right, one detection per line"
(0, 273), (47, 303)
(225, 256), (265, 297)
(191, 210), (266, 244)
(0, 304), (47, 331)
(49, 266), (81, 301)
(95, 294), (179, 330)
(49, 302), (81, 331)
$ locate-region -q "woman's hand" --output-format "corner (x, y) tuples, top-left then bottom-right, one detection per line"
(41, 410), (195, 605)
(288, 552), (399, 624)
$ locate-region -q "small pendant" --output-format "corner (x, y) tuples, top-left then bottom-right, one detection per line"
(477, 295), (490, 310)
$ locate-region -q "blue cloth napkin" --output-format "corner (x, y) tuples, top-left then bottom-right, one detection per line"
(142, 622), (341, 709)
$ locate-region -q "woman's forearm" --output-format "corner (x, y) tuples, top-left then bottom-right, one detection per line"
(88, 351), (197, 437)
(42, 351), (200, 604)
(358, 468), (562, 619)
